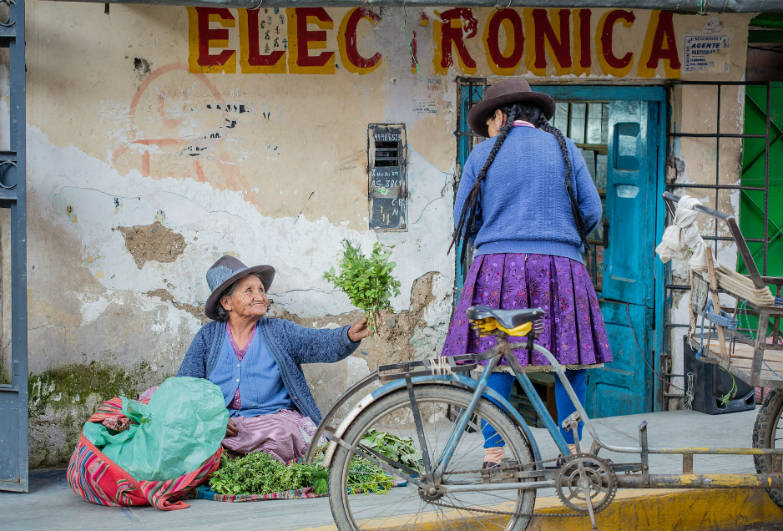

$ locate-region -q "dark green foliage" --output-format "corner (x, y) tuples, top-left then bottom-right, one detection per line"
(208, 429), (420, 496)
(346, 458), (393, 495)
(209, 452), (329, 496)
(360, 429), (422, 471)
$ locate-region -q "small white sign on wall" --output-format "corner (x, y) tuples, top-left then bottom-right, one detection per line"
(683, 34), (731, 73)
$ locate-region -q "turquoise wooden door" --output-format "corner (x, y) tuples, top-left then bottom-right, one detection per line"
(456, 83), (666, 417)
(589, 99), (659, 416)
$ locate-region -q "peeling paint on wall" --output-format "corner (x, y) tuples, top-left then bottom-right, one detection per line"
(17, 2), (752, 464)
(24, 114), (454, 464)
(28, 361), (156, 467)
(133, 56), (151, 79)
(145, 288), (206, 323)
(117, 221), (187, 269)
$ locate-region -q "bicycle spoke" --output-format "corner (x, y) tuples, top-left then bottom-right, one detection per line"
(328, 384), (536, 531)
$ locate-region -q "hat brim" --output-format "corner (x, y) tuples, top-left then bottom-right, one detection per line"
(204, 265), (275, 321)
(468, 92), (555, 138)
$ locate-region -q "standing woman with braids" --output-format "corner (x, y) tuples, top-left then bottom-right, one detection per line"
(441, 78), (612, 467)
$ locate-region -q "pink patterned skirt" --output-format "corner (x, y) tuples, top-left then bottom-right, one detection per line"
(222, 409), (323, 462)
(441, 253), (612, 367)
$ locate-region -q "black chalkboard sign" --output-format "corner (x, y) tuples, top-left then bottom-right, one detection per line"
(368, 124), (407, 231)
(370, 197), (406, 229)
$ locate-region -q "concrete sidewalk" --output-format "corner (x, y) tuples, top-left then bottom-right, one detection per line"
(1, 408), (780, 531)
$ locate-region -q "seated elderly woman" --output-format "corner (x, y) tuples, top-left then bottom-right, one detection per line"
(177, 255), (369, 462)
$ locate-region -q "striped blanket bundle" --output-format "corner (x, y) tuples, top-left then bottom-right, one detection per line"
(66, 396), (221, 511)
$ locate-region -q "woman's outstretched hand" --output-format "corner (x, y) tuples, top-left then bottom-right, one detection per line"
(348, 317), (370, 342)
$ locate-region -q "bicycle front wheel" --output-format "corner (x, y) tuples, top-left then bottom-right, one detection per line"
(328, 384), (536, 531)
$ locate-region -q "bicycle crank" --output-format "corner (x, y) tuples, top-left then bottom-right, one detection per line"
(555, 454), (617, 513)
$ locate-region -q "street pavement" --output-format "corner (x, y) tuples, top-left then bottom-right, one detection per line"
(0, 408), (780, 531)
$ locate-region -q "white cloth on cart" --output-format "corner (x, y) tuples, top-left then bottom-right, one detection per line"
(655, 195), (707, 271)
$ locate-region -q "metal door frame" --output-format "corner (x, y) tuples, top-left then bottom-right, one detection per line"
(0, 0), (29, 492)
(663, 80), (781, 409)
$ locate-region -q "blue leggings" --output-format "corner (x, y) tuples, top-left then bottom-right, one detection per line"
(481, 370), (587, 448)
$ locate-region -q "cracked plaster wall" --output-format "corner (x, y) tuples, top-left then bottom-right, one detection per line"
(3, 3), (752, 463)
(18, 3), (459, 466)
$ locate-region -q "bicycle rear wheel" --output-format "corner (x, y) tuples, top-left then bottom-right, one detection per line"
(328, 384), (536, 531)
(753, 388), (783, 508)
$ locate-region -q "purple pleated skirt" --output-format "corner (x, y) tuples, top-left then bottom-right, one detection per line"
(441, 253), (612, 367)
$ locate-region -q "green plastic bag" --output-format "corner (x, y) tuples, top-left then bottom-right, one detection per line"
(83, 376), (228, 481)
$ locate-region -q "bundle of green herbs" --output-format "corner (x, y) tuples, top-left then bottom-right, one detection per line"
(208, 452), (329, 496)
(360, 429), (422, 472)
(208, 430), (420, 496)
(323, 239), (401, 334)
(345, 458), (393, 495)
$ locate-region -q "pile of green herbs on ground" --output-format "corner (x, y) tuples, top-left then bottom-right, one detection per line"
(345, 430), (423, 495)
(209, 451), (329, 496)
(208, 430), (421, 496)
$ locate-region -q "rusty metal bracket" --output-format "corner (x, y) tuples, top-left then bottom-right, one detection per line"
(683, 453), (694, 474)
(639, 421), (650, 486)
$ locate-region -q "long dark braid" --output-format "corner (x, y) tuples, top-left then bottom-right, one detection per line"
(448, 108), (514, 262)
(535, 117), (591, 250)
(449, 103), (590, 260)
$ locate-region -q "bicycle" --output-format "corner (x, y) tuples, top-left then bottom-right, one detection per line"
(304, 303), (782, 530)
(305, 196), (782, 531)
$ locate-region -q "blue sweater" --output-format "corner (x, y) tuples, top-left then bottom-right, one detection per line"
(177, 318), (359, 425)
(209, 330), (295, 418)
(455, 126), (602, 263)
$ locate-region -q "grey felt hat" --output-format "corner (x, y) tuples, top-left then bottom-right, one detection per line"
(467, 78), (555, 138)
(204, 255), (275, 320)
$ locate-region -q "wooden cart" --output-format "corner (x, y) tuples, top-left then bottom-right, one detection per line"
(663, 192), (783, 388)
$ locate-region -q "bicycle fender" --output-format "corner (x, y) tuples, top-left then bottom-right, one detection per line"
(322, 374), (542, 468)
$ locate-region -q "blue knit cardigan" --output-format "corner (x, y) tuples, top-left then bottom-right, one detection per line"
(455, 125), (603, 263)
(177, 318), (359, 425)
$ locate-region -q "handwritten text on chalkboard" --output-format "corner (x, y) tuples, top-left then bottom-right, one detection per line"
(368, 124), (407, 231)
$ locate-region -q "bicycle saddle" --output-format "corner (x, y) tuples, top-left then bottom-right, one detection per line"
(466, 305), (544, 330)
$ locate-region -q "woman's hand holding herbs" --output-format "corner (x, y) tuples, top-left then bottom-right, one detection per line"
(348, 317), (370, 343)
(323, 240), (401, 335)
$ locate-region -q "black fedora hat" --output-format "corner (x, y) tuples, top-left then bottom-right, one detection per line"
(204, 255), (275, 320)
(468, 78), (555, 138)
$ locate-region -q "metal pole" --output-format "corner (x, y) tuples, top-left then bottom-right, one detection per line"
(42, 0), (783, 11)
(715, 85), (721, 257)
(617, 473), (783, 489)
(763, 82), (771, 275)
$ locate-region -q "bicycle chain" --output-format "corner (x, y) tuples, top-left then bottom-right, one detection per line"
(441, 455), (560, 476)
(434, 456), (586, 518)
(428, 498), (586, 519)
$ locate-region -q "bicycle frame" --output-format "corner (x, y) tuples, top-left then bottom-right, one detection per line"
(430, 332), (575, 478)
(317, 330), (782, 493)
(319, 301), (781, 530)
(435, 332), (782, 489)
